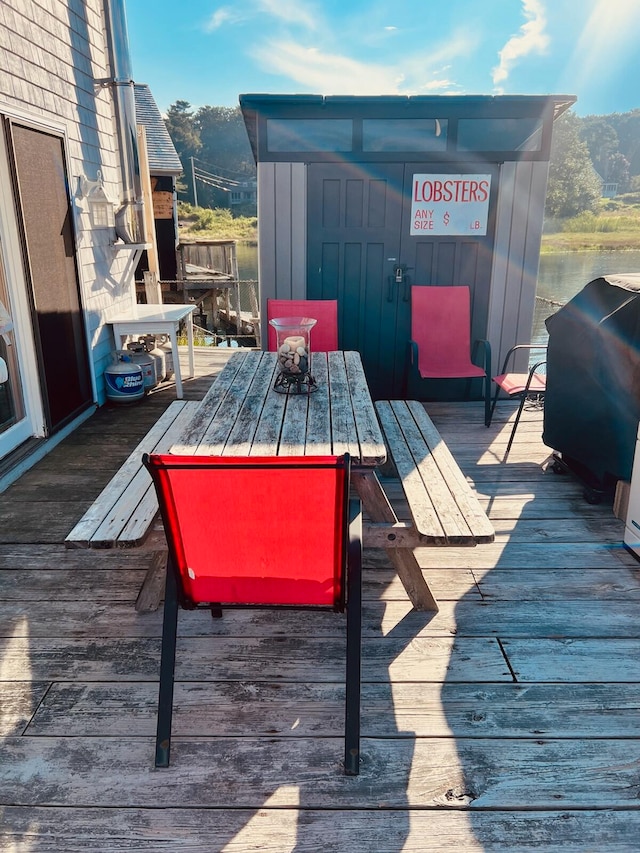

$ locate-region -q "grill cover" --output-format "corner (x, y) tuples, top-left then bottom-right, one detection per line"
(543, 274), (640, 487)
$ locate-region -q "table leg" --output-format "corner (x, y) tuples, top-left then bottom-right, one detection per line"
(169, 326), (183, 399)
(186, 314), (195, 379)
(352, 470), (439, 612)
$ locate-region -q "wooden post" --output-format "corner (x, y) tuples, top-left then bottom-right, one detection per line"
(136, 125), (160, 278)
(144, 271), (162, 304)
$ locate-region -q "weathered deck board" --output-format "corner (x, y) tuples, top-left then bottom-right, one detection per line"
(0, 566), (481, 602)
(1, 806), (637, 852)
(0, 635), (508, 683)
(3, 736), (640, 810)
(1, 359), (639, 850)
(22, 681), (640, 738)
(2, 598), (640, 638)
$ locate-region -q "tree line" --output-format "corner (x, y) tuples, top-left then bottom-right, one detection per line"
(547, 109), (640, 218)
(164, 100), (640, 220)
(165, 101), (257, 215)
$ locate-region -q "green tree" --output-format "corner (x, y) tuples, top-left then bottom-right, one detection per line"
(545, 111), (601, 218)
(580, 116), (618, 178)
(164, 101), (202, 203)
(613, 109), (640, 176)
(193, 106), (256, 211)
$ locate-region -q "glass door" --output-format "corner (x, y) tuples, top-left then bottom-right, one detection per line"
(0, 239), (31, 458)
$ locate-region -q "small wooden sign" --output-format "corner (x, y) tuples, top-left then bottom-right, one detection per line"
(152, 190), (174, 220)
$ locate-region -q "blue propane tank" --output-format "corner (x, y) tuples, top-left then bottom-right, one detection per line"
(104, 352), (144, 403)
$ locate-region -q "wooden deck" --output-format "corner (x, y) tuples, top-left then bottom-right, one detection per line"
(1, 348), (639, 851)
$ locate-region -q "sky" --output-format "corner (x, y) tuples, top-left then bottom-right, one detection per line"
(124, 0), (640, 117)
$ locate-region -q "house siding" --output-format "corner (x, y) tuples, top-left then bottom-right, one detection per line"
(0, 0), (137, 411)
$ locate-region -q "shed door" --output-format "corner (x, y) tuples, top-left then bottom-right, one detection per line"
(307, 162), (497, 399)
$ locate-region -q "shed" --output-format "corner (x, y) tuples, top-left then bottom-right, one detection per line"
(240, 94), (575, 399)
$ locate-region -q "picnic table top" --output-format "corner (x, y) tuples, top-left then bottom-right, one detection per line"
(170, 350), (387, 466)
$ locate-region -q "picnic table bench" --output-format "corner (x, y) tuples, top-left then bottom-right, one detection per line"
(65, 400), (200, 550)
(349, 399), (493, 612)
(372, 400), (495, 547)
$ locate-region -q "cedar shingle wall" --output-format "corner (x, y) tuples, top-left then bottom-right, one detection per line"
(0, 0), (134, 402)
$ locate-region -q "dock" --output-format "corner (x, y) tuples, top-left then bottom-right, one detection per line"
(0, 347), (638, 850)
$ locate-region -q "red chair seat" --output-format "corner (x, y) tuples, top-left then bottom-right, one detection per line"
(488, 344), (547, 460)
(493, 371), (546, 396)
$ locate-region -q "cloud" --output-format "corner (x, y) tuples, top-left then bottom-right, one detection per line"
(206, 0), (318, 33)
(204, 7), (243, 32)
(492, 0), (549, 87)
(251, 40), (403, 95)
(256, 0), (319, 30)
(252, 40), (467, 95)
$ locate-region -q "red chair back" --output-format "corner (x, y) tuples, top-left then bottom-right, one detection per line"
(267, 299), (338, 352)
(411, 286), (481, 378)
(144, 454), (350, 609)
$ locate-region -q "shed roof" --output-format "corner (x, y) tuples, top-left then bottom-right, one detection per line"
(134, 84), (183, 176)
(240, 93), (576, 165)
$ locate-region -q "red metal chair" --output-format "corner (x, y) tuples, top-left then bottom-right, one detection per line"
(143, 452), (363, 775)
(267, 299), (338, 352)
(406, 286), (492, 425)
(488, 344), (547, 460)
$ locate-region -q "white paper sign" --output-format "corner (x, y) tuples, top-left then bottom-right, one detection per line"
(410, 174), (491, 236)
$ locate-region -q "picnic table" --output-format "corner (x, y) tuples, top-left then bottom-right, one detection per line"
(66, 349), (493, 612)
(170, 349), (487, 611)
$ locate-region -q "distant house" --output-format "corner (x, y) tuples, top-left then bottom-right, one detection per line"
(594, 170), (619, 199)
(0, 0), (161, 489)
(230, 179), (257, 210)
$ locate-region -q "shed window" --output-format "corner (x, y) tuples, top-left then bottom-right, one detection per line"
(266, 119), (353, 152)
(362, 119), (447, 152)
(457, 118), (543, 151)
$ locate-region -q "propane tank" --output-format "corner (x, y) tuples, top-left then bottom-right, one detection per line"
(138, 335), (166, 383)
(156, 333), (174, 380)
(126, 341), (158, 391)
(104, 352), (144, 403)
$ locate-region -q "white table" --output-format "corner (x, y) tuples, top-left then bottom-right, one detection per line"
(106, 304), (196, 399)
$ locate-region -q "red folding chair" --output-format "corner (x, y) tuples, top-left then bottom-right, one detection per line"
(267, 299), (338, 352)
(488, 344), (547, 460)
(143, 452), (363, 775)
(406, 286), (492, 425)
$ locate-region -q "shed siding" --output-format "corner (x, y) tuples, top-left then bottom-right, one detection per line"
(257, 162), (307, 327)
(488, 160), (549, 373)
(0, 0), (136, 405)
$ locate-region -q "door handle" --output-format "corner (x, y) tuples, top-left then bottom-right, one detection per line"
(388, 264), (413, 302)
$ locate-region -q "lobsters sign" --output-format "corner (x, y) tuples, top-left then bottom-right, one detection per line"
(410, 174), (491, 236)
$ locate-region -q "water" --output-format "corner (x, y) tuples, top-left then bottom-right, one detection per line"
(533, 250), (640, 344)
(236, 241), (259, 281)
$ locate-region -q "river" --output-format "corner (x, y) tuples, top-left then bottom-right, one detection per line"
(533, 250), (640, 344)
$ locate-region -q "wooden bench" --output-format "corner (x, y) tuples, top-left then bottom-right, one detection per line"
(65, 400), (200, 550)
(374, 399), (494, 546)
